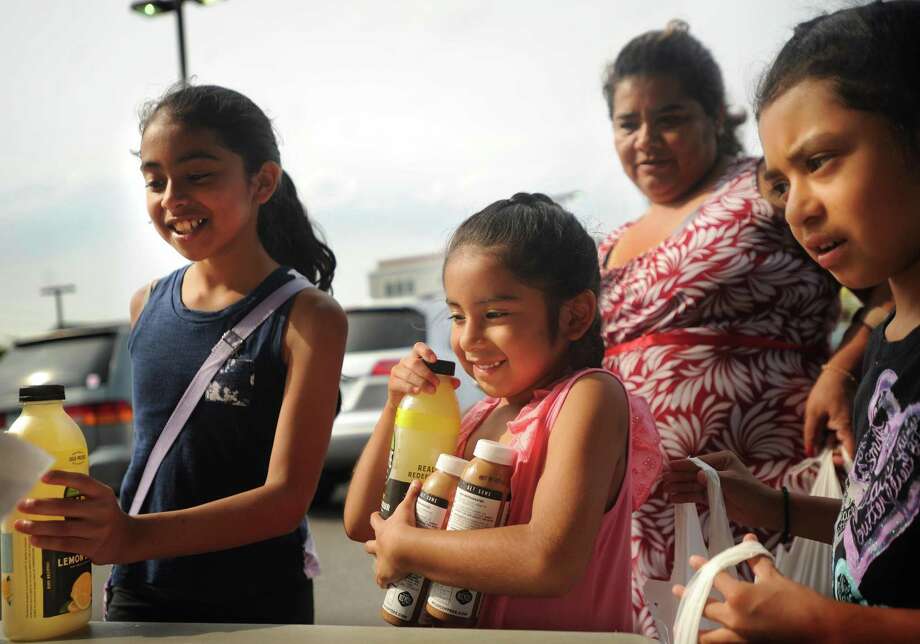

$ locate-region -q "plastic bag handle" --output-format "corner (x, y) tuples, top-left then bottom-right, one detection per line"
(673, 541), (774, 644)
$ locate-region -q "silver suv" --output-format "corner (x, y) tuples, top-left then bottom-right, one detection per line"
(318, 297), (483, 503)
(0, 323), (134, 494)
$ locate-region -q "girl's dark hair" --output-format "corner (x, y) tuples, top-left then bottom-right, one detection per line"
(601, 20), (746, 157)
(139, 84), (336, 291)
(755, 1), (920, 158)
(445, 193), (604, 371)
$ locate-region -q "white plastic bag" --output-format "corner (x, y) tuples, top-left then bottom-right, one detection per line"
(645, 457), (736, 643)
(673, 540), (774, 644)
(774, 448), (847, 596)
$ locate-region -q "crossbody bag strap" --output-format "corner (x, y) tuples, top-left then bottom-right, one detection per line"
(128, 271), (313, 516)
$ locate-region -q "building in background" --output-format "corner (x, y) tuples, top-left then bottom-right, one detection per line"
(368, 252), (444, 300)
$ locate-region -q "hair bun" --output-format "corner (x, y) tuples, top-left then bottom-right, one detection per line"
(508, 192), (554, 207)
(664, 19), (690, 35)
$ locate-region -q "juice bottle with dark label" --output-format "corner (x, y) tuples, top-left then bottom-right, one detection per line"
(1, 385), (91, 642)
(380, 360), (460, 519)
(426, 439), (515, 627)
(381, 453), (468, 626)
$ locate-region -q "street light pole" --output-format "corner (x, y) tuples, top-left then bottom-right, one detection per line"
(131, 1), (224, 84)
(175, 0), (187, 83)
(40, 284), (76, 329)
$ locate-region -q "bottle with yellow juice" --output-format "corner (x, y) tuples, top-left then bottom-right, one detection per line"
(380, 360), (461, 519)
(1, 385), (91, 642)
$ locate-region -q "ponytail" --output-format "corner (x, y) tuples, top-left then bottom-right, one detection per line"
(570, 311), (604, 370)
(259, 171), (336, 292)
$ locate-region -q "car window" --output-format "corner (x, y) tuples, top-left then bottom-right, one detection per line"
(0, 334), (116, 397)
(345, 309), (426, 352)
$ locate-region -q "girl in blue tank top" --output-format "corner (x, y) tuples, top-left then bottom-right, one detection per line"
(13, 85), (346, 623)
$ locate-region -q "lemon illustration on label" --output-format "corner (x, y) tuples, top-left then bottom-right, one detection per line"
(2, 574), (12, 607)
(70, 572), (92, 611)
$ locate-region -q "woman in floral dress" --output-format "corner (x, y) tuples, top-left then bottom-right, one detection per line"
(598, 22), (886, 637)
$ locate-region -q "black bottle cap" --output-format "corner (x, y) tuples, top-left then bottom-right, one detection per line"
(19, 385), (66, 402)
(425, 359), (456, 376)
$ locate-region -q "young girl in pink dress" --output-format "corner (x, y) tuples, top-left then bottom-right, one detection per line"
(344, 193), (661, 632)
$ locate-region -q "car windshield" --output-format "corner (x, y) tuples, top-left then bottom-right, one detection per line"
(0, 334), (116, 398)
(345, 309), (426, 352)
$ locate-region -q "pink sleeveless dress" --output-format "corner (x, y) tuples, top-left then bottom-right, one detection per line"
(454, 368), (661, 632)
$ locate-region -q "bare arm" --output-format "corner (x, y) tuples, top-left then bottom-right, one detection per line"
(341, 402), (397, 542)
(17, 290), (347, 564)
(665, 451), (840, 543)
(804, 282), (893, 455)
(367, 373), (629, 596)
(676, 534), (920, 643)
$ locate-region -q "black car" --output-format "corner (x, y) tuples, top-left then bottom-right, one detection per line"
(0, 323), (134, 494)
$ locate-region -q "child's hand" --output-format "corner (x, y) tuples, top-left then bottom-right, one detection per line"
(672, 534), (834, 642)
(803, 366), (857, 458)
(365, 479), (420, 588)
(386, 342), (455, 408)
(14, 470), (135, 565)
(664, 451), (781, 531)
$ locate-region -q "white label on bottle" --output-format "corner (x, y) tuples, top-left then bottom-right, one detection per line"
(415, 491), (448, 530)
(382, 573), (425, 622)
(445, 481), (505, 531)
(426, 481), (507, 618)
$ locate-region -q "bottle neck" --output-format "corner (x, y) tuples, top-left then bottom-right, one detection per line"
(21, 400), (65, 414)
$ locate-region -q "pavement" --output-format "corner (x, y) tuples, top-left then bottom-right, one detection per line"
(91, 483), (385, 626)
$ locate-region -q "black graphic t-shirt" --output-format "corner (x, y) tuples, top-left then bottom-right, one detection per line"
(832, 314), (920, 607)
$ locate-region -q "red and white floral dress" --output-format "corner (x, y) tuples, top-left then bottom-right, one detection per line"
(598, 157), (840, 637)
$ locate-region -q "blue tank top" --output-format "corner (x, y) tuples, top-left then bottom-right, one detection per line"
(113, 265), (309, 602)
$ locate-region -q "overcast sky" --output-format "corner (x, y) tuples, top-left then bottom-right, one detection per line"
(0, 0), (846, 342)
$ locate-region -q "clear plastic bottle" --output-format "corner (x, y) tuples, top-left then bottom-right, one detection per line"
(426, 439), (515, 627)
(1, 385), (91, 642)
(380, 359), (461, 519)
(381, 453), (468, 626)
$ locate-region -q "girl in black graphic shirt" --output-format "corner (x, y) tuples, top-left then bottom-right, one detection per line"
(664, 2), (920, 641)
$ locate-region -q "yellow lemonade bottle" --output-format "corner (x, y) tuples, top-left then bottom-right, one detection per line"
(1, 385), (91, 642)
(380, 360), (461, 518)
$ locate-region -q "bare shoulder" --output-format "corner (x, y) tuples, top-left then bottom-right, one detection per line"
(284, 288), (347, 348)
(566, 371), (628, 412)
(129, 281), (155, 329)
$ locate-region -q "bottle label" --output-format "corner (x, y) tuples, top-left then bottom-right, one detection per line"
(382, 573), (425, 622)
(426, 581), (478, 619)
(2, 532), (12, 611)
(380, 478), (410, 519)
(427, 480), (509, 619)
(41, 549), (91, 617)
(0, 496), (92, 619)
(446, 480), (507, 531)
(380, 422), (453, 518)
(415, 491), (448, 530)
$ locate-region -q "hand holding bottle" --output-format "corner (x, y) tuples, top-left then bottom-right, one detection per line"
(366, 478), (421, 589)
(15, 470), (136, 565)
(387, 342), (460, 409)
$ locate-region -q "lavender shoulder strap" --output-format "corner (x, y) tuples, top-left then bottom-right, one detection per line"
(128, 272), (313, 516)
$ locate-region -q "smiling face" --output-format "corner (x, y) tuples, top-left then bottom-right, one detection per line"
(612, 74), (720, 205)
(139, 113), (268, 262)
(444, 247), (571, 406)
(759, 79), (920, 290)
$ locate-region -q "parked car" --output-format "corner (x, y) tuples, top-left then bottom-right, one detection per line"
(318, 296), (483, 503)
(0, 323), (134, 494)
